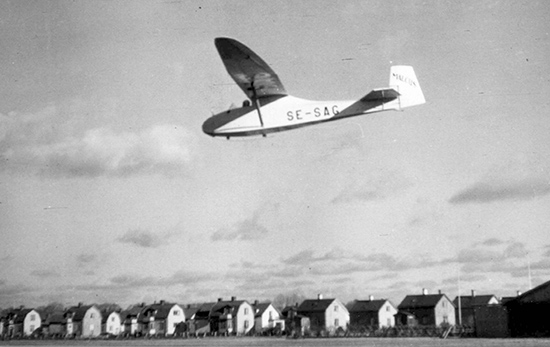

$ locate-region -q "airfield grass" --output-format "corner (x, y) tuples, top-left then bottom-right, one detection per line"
(0, 337), (549, 347)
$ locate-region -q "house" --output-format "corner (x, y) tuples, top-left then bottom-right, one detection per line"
(42, 312), (65, 337)
(396, 289), (456, 327)
(120, 304), (145, 336)
(102, 310), (122, 336)
(5, 308), (41, 337)
(297, 295), (349, 333)
(348, 297), (397, 329)
(453, 290), (499, 327)
(252, 301), (285, 333)
(209, 297), (255, 335)
(192, 302), (216, 335)
(281, 304), (310, 335)
(140, 301), (185, 336)
(65, 304), (102, 337)
(504, 280), (550, 337)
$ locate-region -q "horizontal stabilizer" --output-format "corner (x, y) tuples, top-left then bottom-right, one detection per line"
(361, 88), (400, 102)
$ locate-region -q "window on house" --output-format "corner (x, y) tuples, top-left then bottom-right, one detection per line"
(442, 301), (446, 307)
(111, 317), (115, 322)
(30, 314), (35, 321)
(90, 313), (94, 318)
(30, 325), (35, 331)
(244, 320), (249, 329)
(334, 305), (339, 312)
(386, 305), (390, 312)
(174, 310), (179, 315)
(335, 319), (339, 327)
(443, 315), (448, 323)
(244, 308), (248, 315)
(387, 318), (391, 326)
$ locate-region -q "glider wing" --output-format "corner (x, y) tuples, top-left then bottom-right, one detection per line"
(215, 37), (287, 100)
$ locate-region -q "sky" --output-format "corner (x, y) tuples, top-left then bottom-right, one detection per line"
(1, 0), (550, 310)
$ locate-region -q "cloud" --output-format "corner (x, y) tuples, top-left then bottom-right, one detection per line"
(480, 238), (505, 246)
(449, 179), (550, 204)
(117, 228), (174, 248)
(30, 269), (61, 278)
(1, 107), (195, 178)
(332, 171), (413, 204)
(211, 212), (269, 241)
(76, 253), (96, 264)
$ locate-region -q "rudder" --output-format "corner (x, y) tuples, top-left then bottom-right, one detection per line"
(389, 66), (425, 108)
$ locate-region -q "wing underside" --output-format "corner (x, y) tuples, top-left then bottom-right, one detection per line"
(215, 37), (287, 100)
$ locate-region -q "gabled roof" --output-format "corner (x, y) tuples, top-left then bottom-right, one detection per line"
(297, 299), (337, 313)
(348, 299), (389, 312)
(398, 294), (453, 310)
(211, 300), (249, 316)
(453, 295), (498, 308)
(101, 310), (120, 324)
(504, 279), (550, 306)
(140, 302), (179, 322)
(10, 308), (33, 324)
(194, 302), (216, 319)
(183, 306), (199, 320)
(65, 305), (94, 322)
(253, 303), (277, 318)
(44, 312), (65, 325)
(120, 305), (145, 321)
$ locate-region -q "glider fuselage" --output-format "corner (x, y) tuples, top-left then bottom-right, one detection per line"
(202, 95), (397, 137)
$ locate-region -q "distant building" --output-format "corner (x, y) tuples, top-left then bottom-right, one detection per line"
(65, 304), (102, 337)
(252, 301), (285, 333)
(140, 301), (185, 336)
(5, 308), (41, 337)
(504, 280), (550, 337)
(102, 310), (122, 336)
(209, 297), (254, 335)
(453, 290), (498, 326)
(120, 304), (145, 336)
(192, 302), (216, 334)
(297, 295), (349, 333)
(396, 289), (455, 327)
(348, 297), (397, 329)
(41, 312), (65, 337)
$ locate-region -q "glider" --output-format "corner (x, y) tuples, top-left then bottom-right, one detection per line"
(203, 38), (425, 138)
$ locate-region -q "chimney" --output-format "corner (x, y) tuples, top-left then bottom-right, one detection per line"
(141, 302), (145, 307)
(254, 300), (259, 306)
(218, 298), (222, 302)
(369, 295), (374, 301)
(317, 293), (323, 300)
(422, 288), (428, 295)
(438, 289), (442, 295)
(231, 296), (236, 301)
(471, 290), (476, 297)
(78, 302), (83, 307)
(187, 304), (191, 309)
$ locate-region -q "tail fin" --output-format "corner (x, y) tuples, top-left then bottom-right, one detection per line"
(389, 66), (425, 108)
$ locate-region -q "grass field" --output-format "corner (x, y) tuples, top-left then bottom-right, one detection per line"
(0, 337), (549, 347)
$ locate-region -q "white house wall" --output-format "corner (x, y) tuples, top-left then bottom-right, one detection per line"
(324, 300), (350, 332)
(377, 301), (397, 328)
(166, 305), (185, 335)
(23, 310), (41, 336)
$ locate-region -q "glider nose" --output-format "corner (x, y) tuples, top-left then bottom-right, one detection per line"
(202, 117), (217, 136)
